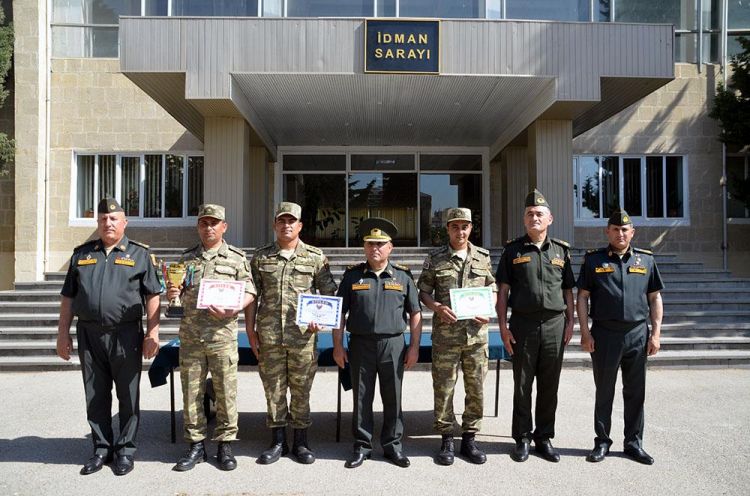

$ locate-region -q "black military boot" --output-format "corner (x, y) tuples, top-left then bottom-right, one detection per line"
(460, 433), (487, 464)
(292, 429), (316, 464)
(258, 427), (288, 465)
(173, 441), (207, 472)
(436, 434), (455, 466)
(217, 441), (237, 471)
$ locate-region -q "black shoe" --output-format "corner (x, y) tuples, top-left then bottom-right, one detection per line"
(258, 427), (288, 465)
(511, 440), (530, 462)
(534, 439), (561, 463)
(624, 447), (654, 465)
(586, 445), (609, 463)
(460, 433), (487, 465)
(436, 435), (454, 466)
(217, 442), (237, 471)
(80, 453), (111, 475)
(344, 451), (370, 468)
(385, 451), (410, 468)
(292, 429), (315, 464)
(113, 454), (134, 476)
(173, 441), (208, 472)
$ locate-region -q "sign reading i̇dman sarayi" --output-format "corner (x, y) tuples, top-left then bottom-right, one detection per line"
(365, 19), (440, 74)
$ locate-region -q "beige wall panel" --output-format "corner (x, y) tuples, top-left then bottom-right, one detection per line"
(502, 146), (529, 241)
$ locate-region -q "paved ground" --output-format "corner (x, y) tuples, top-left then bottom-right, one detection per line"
(0, 367), (748, 496)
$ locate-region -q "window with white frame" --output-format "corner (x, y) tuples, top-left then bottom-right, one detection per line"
(727, 154), (750, 219)
(74, 153), (203, 220)
(573, 155), (687, 223)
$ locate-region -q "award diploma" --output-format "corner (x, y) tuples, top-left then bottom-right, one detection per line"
(449, 287), (494, 320)
(295, 294), (343, 328)
(197, 279), (246, 310)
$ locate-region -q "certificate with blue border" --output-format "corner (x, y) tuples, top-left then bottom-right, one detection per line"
(449, 287), (494, 320)
(296, 294), (343, 328)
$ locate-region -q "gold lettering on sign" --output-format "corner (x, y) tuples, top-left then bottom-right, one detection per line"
(376, 31), (429, 45)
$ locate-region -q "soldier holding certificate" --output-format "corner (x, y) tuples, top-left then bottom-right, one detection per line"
(170, 204), (256, 472)
(417, 208), (497, 465)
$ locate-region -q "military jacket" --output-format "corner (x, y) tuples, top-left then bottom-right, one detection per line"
(179, 240), (256, 346)
(417, 243), (497, 346)
(61, 236), (162, 326)
(577, 246), (665, 323)
(251, 240), (337, 347)
(338, 261), (421, 336)
(496, 235), (575, 315)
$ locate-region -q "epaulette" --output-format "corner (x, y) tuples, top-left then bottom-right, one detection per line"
(129, 240), (150, 249)
(305, 245), (323, 255)
(392, 263), (412, 273)
(585, 247), (606, 256)
(550, 238), (569, 249)
(474, 246), (490, 255)
(504, 236), (524, 247)
(227, 244), (246, 256)
(633, 247), (653, 255)
(182, 244), (200, 254)
(73, 239), (97, 252)
(345, 262), (366, 272)
(429, 245), (449, 256)
(256, 242), (275, 253)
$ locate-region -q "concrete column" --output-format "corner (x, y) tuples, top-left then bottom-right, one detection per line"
(489, 159), (502, 247)
(527, 120), (574, 244)
(13, 0), (48, 282)
(245, 146), (271, 246)
(501, 146), (529, 242)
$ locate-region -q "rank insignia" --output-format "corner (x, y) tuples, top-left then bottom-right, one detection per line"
(384, 282), (403, 291)
(595, 265), (615, 273)
(628, 266), (647, 274)
(513, 256), (531, 265)
(550, 258), (565, 268)
(352, 283), (370, 291)
(115, 257), (136, 267)
(77, 256), (97, 266)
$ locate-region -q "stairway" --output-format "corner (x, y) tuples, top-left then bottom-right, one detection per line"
(1, 247), (749, 370)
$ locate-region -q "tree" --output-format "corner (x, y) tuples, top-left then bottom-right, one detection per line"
(0, 5), (12, 176)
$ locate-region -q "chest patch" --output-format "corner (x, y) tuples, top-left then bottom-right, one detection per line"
(628, 266), (647, 275)
(595, 266), (615, 274)
(114, 257), (135, 267)
(550, 257), (565, 268)
(513, 256), (531, 265)
(384, 282), (403, 291)
(352, 283), (371, 291)
(77, 258), (97, 266)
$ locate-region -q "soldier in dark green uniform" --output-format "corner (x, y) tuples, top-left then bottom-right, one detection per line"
(57, 198), (162, 476)
(333, 218), (422, 469)
(495, 189), (575, 463)
(576, 209), (664, 465)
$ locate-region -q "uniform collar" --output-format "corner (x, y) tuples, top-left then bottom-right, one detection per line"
(607, 244), (633, 259)
(448, 241), (474, 260)
(95, 235), (128, 252)
(200, 239), (228, 259)
(272, 239), (306, 258)
(364, 260), (393, 277)
(523, 235), (549, 249)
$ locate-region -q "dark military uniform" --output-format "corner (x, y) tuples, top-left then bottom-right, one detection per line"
(577, 245), (664, 451)
(497, 235), (574, 443)
(61, 236), (162, 457)
(337, 261), (421, 456)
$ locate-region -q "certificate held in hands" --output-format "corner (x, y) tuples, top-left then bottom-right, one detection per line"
(296, 294), (343, 329)
(449, 287), (495, 320)
(197, 279), (246, 310)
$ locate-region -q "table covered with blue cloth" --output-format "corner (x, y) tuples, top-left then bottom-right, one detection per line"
(149, 331), (510, 442)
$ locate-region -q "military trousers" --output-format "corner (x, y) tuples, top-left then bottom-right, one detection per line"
(509, 312), (565, 443)
(179, 339), (239, 442)
(348, 334), (406, 455)
(258, 341), (317, 429)
(76, 321), (143, 457)
(590, 320), (648, 451)
(431, 341), (488, 434)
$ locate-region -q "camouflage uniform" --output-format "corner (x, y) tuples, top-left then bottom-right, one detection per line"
(251, 240), (337, 429)
(178, 240), (256, 442)
(418, 242), (496, 434)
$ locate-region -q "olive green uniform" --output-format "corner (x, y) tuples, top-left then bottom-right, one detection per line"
(577, 246), (664, 451)
(337, 261), (421, 455)
(417, 242), (496, 434)
(177, 240), (256, 442)
(251, 240), (337, 429)
(497, 235), (574, 443)
(61, 236), (162, 457)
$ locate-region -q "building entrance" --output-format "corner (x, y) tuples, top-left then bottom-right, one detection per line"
(280, 150), (486, 247)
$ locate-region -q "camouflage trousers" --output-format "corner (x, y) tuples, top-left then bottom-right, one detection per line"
(258, 342), (317, 429)
(431, 341), (488, 434)
(179, 341), (239, 442)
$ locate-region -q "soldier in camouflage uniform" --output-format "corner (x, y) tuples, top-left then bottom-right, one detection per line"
(170, 204), (256, 472)
(246, 202), (337, 465)
(418, 208), (497, 466)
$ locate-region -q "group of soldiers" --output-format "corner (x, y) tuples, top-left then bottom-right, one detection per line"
(57, 188), (664, 476)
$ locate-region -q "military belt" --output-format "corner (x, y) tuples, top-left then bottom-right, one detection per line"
(592, 319), (646, 332)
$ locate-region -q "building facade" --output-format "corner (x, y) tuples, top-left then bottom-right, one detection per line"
(5, 0), (750, 289)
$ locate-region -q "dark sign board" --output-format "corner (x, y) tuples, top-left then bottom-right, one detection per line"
(365, 19), (440, 74)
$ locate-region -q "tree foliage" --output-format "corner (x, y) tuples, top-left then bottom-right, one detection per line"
(0, 5), (13, 176)
(710, 37), (750, 146)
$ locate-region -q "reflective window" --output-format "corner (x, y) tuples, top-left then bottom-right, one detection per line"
(283, 155), (346, 171)
(377, 0), (397, 17)
(348, 173), (418, 245)
(419, 174), (482, 247)
(284, 174), (347, 247)
(601, 156), (619, 218)
(351, 154), (415, 171)
(729, 0), (750, 29)
(287, 0), (373, 17)
(187, 156), (204, 216)
(506, 0), (590, 22)
(165, 155), (184, 218)
(623, 158), (642, 216)
(121, 156), (140, 217)
(172, 0), (258, 16)
(53, 0), (140, 24)
(727, 156), (749, 219)
(420, 155), (482, 171)
(576, 156), (600, 219)
(614, 0), (695, 29)
(399, 0), (484, 19)
(76, 155), (95, 218)
(145, 0), (168, 16)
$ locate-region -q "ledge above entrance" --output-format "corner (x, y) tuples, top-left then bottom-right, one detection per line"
(120, 17), (674, 160)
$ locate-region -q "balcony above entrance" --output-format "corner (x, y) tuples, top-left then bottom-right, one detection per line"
(119, 17), (674, 161)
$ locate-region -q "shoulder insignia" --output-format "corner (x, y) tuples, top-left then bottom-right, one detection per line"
(305, 245), (323, 255)
(633, 247), (653, 255)
(429, 245), (449, 256)
(585, 247), (606, 256)
(255, 242), (275, 254)
(227, 244), (247, 257)
(182, 244), (200, 254)
(73, 240), (97, 252)
(129, 240), (150, 249)
(392, 263), (412, 273)
(346, 262), (364, 271)
(551, 238), (570, 248)
(474, 246), (490, 255)
(504, 236), (523, 247)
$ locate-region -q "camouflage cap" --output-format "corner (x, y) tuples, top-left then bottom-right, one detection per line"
(197, 204), (226, 221)
(445, 207), (472, 225)
(359, 217), (398, 242)
(608, 208), (633, 226)
(275, 201), (302, 220)
(97, 197), (123, 214)
(525, 189), (550, 209)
